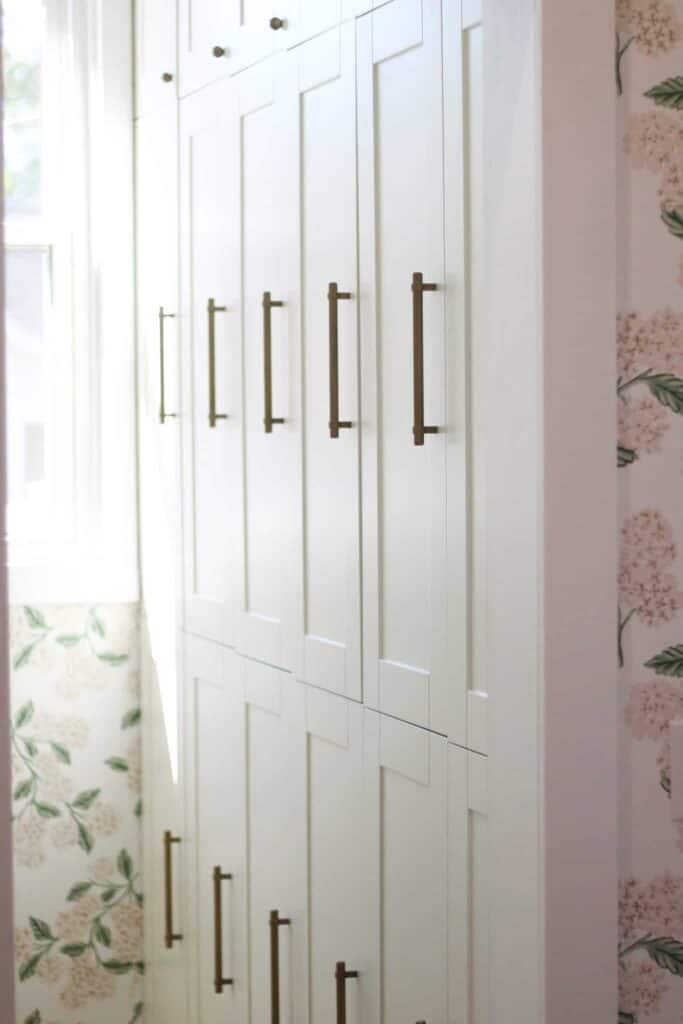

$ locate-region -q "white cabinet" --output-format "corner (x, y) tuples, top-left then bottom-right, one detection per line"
(180, 82), (242, 646)
(226, 60), (299, 672)
(135, 0), (177, 116)
(287, 25), (362, 699)
(358, 0), (467, 738)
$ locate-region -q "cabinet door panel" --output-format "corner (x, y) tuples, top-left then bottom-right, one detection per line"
(358, 0), (464, 736)
(180, 83), (242, 645)
(243, 660), (308, 1024)
(137, 107), (183, 636)
(365, 710), (448, 1023)
(304, 689), (369, 1023)
(290, 25), (361, 699)
(136, 0), (177, 116)
(179, 0), (232, 96)
(230, 62), (298, 671)
(184, 638), (248, 1024)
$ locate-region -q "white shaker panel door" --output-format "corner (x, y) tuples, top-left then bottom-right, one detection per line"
(136, 0), (177, 116)
(180, 82), (242, 647)
(141, 630), (189, 1024)
(179, 0), (233, 97)
(364, 710), (449, 1024)
(229, 60), (299, 672)
(449, 745), (489, 1024)
(358, 0), (465, 736)
(304, 689), (371, 1023)
(183, 637), (248, 1024)
(242, 659), (308, 1024)
(289, 25), (361, 699)
(137, 107), (183, 637)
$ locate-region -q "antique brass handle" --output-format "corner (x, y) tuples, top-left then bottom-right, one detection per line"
(270, 16), (284, 29)
(207, 298), (228, 428)
(213, 45), (226, 57)
(159, 307), (177, 424)
(163, 831), (182, 948)
(213, 867), (234, 993)
(328, 283), (353, 439)
(411, 272), (439, 446)
(263, 292), (285, 433)
(335, 961), (359, 1024)
(269, 910), (291, 1024)
(162, 72), (174, 82)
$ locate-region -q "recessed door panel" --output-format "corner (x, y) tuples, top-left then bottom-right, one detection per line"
(180, 82), (241, 645)
(136, 0), (177, 116)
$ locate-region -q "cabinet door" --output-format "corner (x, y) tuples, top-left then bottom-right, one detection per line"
(303, 689), (369, 1022)
(449, 746), (489, 1024)
(288, 26), (361, 699)
(287, 0), (366, 50)
(228, 60), (299, 671)
(183, 637), (248, 1024)
(364, 711), (448, 1024)
(137, 106), (183, 637)
(242, 659), (308, 1024)
(135, 0), (177, 116)
(358, 0), (467, 736)
(180, 81), (242, 646)
(141, 631), (189, 1024)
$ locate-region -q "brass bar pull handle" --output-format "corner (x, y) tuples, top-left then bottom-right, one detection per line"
(328, 283), (353, 439)
(159, 307), (177, 424)
(411, 272), (439, 446)
(213, 867), (234, 993)
(335, 961), (359, 1024)
(269, 910), (291, 1024)
(163, 831), (182, 948)
(208, 298), (228, 428)
(263, 292), (285, 433)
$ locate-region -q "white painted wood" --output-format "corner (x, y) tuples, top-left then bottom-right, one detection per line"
(242, 658), (308, 1024)
(287, 0), (368, 50)
(228, 59), (299, 672)
(303, 688), (369, 1024)
(141, 627), (189, 1024)
(135, 0), (177, 116)
(183, 637), (248, 1024)
(180, 81), (242, 647)
(364, 710), (448, 1023)
(467, 691), (487, 757)
(287, 25), (361, 699)
(178, 0), (233, 96)
(359, 0), (462, 736)
(137, 106), (183, 639)
(462, 0), (482, 29)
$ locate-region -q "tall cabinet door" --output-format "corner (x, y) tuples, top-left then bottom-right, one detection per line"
(364, 711), (449, 1024)
(183, 637), (248, 1024)
(303, 689), (370, 1023)
(135, 0), (177, 116)
(358, 0), (467, 736)
(242, 660), (308, 1024)
(228, 60), (299, 672)
(288, 25), (361, 699)
(180, 80), (242, 646)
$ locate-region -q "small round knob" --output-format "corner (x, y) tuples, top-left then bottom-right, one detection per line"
(213, 45), (226, 57)
(270, 16), (284, 29)
(162, 72), (173, 82)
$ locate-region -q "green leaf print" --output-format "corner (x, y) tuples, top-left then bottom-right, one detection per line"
(619, 1013), (636, 1024)
(71, 788), (101, 810)
(60, 943), (87, 958)
(102, 959), (134, 974)
(122, 707), (142, 729)
(67, 881), (93, 901)
(106, 756), (129, 773)
(94, 920), (112, 948)
(645, 644), (683, 677)
(97, 651), (129, 666)
(618, 444), (638, 468)
(33, 801), (60, 819)
(14, 701), (34, 729)
(118, 848), (134, 880)
(645, 936), (683, 975)
(29, 917), (54, 942)
(55, 633), (83, 647)
(49, 741), (71, 765)
(24, 1012), (41, 1024)
(77, 821), (94, 854)
(645, 76), (683, 109)
(24, 607), (47, 630)
(19, 955), (42, 982)
(130, 1002), (143, 1024)
(645, 372), (683, 413)
(13, 778), (33, 801)
(661, 206), (683, 238)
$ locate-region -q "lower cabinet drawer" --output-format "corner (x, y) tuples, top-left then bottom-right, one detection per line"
(155, 636), (489, 1024)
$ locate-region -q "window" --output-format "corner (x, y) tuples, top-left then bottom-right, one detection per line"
(3, 0), (137, 602)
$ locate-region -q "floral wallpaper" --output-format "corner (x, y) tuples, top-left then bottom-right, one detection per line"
(10, 605), (142, 1024)
(618, 1), (683, 1020)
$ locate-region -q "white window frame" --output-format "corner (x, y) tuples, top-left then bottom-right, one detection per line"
(6, 0), (137, 605)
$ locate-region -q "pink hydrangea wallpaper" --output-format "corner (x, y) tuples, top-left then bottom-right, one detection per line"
(10, 605), (142, 1024)
(618, 1), (683, 1019)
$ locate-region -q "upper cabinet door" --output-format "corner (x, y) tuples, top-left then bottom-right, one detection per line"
(288, 26), (361, 700)
(358, 0), (468, 737)
(228, 60), (299, 672)
(137, 107), (183, 633)
(180, 82), (242, 646)
(287, 0), (366, 50)
(136, 0), (178, 116)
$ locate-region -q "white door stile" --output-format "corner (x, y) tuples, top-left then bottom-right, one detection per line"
(288, 23), (362, 700)
(135, 0), (177, 117)
(358, 0), (451, 736)
(230, 56), (300, 674)
(180, 79), (242, 647)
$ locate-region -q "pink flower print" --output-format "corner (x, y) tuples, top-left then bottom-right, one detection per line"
(619, 397), (669, 455)
(619, 959), (668, 1018)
